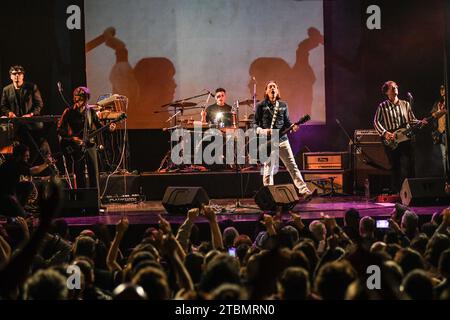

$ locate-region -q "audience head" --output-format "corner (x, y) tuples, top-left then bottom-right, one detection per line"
(132, 267), (170, 300)
(113, 283), (148, 300)
(277, 267), (310, 300)
(309, 220), (326, 243)
(344, 208), (360, 227)
(315, 260), (357, 300)
(23, 269), (68, 300)
(401, 270), (434, 300)
(425, 233), (450, 268)
(395, 248), (425, 275)
(209, 284), (247, 300)
(359, 216), (375, 238)
(199, 254), (241, 293)
(222, 227), (239, 249)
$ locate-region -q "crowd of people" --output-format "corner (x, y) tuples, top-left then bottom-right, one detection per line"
(0, 178), (449, 300)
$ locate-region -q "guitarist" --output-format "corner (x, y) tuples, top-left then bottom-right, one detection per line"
(373, 81), (427, 193)
(57, 86), (116, 189)
(431, 85), (448, 174)
(253, 80), (315, 201)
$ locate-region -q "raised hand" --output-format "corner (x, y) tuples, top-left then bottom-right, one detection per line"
(290, 211), (305, 229)
(158, 214), (172, 234)
(202, 205), (216, 223)
(116, 216), (129, 235)
(187, 208), (200, 222)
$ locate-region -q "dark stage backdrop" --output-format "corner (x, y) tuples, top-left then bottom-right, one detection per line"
(0, 0), (447, 178)
(0, 0), (86, 115)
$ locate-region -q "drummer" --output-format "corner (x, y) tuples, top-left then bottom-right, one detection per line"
(201, 88), (233, 127)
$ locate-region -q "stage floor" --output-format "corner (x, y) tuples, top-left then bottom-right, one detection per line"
(60, 196), (446, 227)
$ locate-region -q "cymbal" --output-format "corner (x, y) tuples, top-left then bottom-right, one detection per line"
(239, 99), (259, 106)
(169, 102), (197, 108)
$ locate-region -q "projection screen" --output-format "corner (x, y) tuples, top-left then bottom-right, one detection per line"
(85, 0), (325, 129)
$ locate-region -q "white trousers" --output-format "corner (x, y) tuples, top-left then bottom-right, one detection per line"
(263, 140), (310, 194)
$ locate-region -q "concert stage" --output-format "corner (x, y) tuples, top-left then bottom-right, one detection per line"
(61, 195), (445, 228)
(100, 168), (353, 201)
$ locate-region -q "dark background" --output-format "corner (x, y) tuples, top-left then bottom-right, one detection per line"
(0, 0), (447, 178)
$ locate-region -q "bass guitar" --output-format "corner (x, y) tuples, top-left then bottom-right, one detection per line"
(61, 113), (127, 155)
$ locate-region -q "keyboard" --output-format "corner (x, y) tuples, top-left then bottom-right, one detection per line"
(0, 115), (61, 123)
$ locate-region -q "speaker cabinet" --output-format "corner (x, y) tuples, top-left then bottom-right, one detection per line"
(400, 177), (450, 206)
(354, 143), (391, 191)
(99, 174), (141, 197)
(254, 184), (299, 211)
(162, 187), (210, 215)
(61, 188), (99, 216)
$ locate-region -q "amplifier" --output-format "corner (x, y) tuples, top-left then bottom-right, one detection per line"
(354, 129), (381, 144)
(303, 152), (349, 170)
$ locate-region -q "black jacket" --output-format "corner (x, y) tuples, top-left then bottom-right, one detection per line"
(253, 99), (292, 142)
(0, 82), (43, 116)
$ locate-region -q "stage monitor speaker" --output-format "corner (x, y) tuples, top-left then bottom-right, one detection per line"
(61, 188), (100, 217)
(254, 184), (299, 211)
(162, 186), (210, 215)
(400, 177), (450, 206)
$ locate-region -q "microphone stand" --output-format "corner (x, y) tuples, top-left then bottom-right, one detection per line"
(335, 119), (389, 195)
(228, 102), (259, 213)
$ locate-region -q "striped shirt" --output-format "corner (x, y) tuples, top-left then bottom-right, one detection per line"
(373, 99), (419, 136)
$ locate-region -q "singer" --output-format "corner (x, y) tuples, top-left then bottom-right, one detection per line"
(201, 88), (233, 127)
(253, 80), (315, 201)
(0, 65), (51, 165)
(373, 80), (427, 193)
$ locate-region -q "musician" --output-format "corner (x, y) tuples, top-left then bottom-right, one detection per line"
(57, 86), (115, 189)
(201, 88), (233, 127)
(0, 143), (51, 217)
(253, 80), (314, 201)
(0, 65), (50, 163)
(373, 81), (427, 193)
(431, 85), (448, 173)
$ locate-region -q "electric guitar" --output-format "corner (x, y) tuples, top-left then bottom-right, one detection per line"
(61, 113), (127, 155)
(382, 109), (446, 150)
(258, 114), (311, 155)
(280, 114), (311, 135)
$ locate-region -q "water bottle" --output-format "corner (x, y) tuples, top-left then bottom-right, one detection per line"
(364, 178), (370, 200)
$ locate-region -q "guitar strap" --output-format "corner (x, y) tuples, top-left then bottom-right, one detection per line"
(270, 101), (279, 129)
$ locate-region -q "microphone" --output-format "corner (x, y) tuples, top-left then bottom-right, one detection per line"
(406, 92), (413, 100)
(252, 77), (257, 83)
(57, 82), (62, 92)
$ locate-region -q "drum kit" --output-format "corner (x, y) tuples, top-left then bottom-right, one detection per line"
(157, 93), (258, 172)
